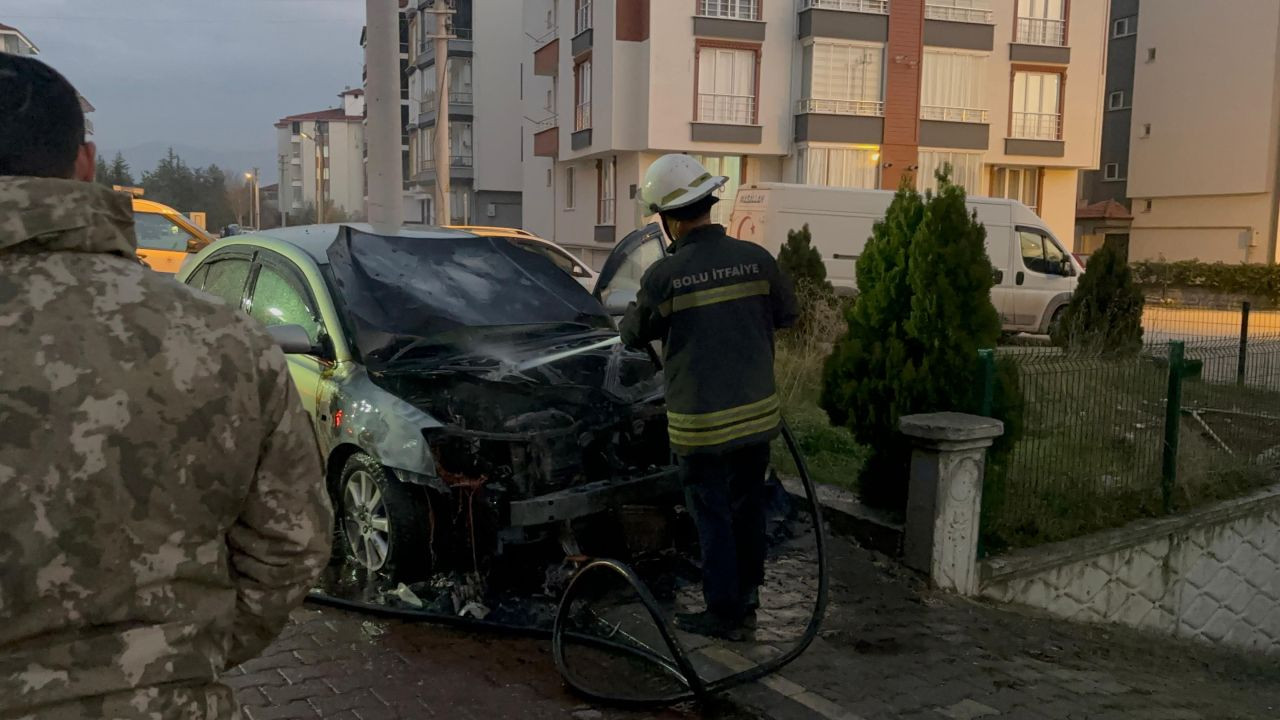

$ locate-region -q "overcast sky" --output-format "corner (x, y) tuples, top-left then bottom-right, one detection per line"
(1, 0), (365, 158)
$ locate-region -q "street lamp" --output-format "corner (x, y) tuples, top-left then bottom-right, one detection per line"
(244, 169), (260, 230)
(298, 130), (325, 224)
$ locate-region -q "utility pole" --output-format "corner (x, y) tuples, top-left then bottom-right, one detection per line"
(366, 0), (405, 234)
(426, 0), (453, 225)
(279, 154), (288, 227)
(252, 166), (261, 229)
(316, 124), (326, 224)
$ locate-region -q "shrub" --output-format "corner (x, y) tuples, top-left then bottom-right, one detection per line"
(1051, 243), (1144, 354)
(777, 223), (833, 296)
(821, 170), (1021, 511)
(1132, 260), (1280, 306)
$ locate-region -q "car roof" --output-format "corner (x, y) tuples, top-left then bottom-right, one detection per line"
(132, 198), (183, 215)
(237, 223), (479, 264)
(447, 224), (539, 239)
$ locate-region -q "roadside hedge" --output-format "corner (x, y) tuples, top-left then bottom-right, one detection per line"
(1132, 260), (1280, 305)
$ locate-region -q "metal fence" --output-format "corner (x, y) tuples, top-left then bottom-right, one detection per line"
(979, 328), (1280, 554)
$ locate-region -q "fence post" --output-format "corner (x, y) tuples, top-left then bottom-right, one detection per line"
(978, 349), (996, 417)
(1161, 340), (1185, 513)
(1237, 301), (1251, 386)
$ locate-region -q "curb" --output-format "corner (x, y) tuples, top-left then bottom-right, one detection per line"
(778, 476), (904, 557)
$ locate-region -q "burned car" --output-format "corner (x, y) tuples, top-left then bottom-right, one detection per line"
(176, 224), (677, 581)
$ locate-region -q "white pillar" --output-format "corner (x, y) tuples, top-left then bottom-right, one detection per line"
(365, 0), (404, 235)
(900, 412), (1004, 596)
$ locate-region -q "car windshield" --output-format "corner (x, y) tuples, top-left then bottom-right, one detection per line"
(326, 228), (611, 366)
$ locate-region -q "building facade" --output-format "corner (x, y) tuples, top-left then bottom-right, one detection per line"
(1125, 0), (1280, 264)
(403, 0), (525, 227)
(275, 90), (367, 221)
(520, 0), (1106, 268)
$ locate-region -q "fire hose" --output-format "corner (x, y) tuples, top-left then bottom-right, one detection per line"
(307, 420), (827, 708)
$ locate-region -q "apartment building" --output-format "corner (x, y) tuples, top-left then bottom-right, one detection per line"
(3, 22), (96, 137)
(521, 0), (1105, 268)
(404, 0), (525, 226)
(1124, 0), (1280, 264)
(275, 90), (367, 220)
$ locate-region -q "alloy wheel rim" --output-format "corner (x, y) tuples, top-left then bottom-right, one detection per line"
(342, 470), (391, 571)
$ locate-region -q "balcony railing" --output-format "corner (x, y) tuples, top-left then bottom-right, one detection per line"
(575, 101), (592, 131)
(799, 0), (888, 14)
(699, 93), (757, 124)
(920, 105), (989, 123)
(797, 97), (884, 117)
(698, 0), (761, 21)
(420, 91), (475, 115)
(1015, 16), (1066, 46)
(533, 116), (558, 131)
(924, 2), (993, 23)
(575, 0), (593, 34)
(420, 155), (475, 173)
(1010, 111), (1062, 140)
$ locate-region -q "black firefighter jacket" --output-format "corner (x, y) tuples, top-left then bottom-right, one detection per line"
(620, 224), (799, 455)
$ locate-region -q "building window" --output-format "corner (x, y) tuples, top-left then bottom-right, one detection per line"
(450, 188), (471, 224)
(697, 0), (760, 21)
(565, 167), (575, 210)
(917, 150), (983, 193)
(575, 0), (592, 34)
(692, 155), (744, 226)
(801, 41), (883, 117)
(1010, 71), (1062, 140)
(697, 45), (759, 125)
(1142, 123), (1151, 137)
(924, 0), (993, 23)
(1015, 0), (1066, 47)
(1147, 47), (1157, 62)
(290, 121), (301, 135)
(920, 50), (987, 123)
(1143, 199), (1153, 213)
(597, 157), (616, 226)
(990, 166), (1041, 214)
(1107, 90), (1126, 110)
(1112, 16), (1135, 38)
(546, 168), (553, 187)
(1103, 163), (1122, 181)
(574, 59), (592, 130)
(796, 144), (880, 189)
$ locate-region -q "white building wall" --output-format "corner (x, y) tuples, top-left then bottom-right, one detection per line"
(473, 6), (526, 195)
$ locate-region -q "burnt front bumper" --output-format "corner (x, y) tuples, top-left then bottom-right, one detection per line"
(507, 467), (681, 527)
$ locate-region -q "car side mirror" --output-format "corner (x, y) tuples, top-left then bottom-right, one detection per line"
(267, 324), (321, 355)
(602, 287), (638, 315)
(1060, 259), (1074, 277)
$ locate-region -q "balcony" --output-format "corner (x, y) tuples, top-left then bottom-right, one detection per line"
(798, 0), (889, 41)
(534, 38), (559, 76)
(799, 0), (887, 14)
(418, 27), (474, 66)
(919, 106), (990, 150)
(574, 102), (592, 132)
(413, 155), (476, 183)
(1015, 16), (1065, 46)
(695, 0), (766, 40)
(693, 93), (762, 143)
(534, 120), (559, 158)
(1006, 111), (1064, 157)
(921, 105), (987, 123)
(575, 0), (593, 35)
(418, 91), (475, 123)
(924, 2), (992, 23)
(797, 98), (883, 117)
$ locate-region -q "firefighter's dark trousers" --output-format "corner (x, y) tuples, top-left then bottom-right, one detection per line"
(680, 442), (770, 621)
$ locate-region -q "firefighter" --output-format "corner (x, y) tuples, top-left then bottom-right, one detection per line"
(620, 154), (799, 640)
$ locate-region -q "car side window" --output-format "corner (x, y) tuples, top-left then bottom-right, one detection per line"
(200, 258), (252, 307)
(1020, 229), (1069, 276)
(248, 263), (323, 344)
(134, 212), (197, 252)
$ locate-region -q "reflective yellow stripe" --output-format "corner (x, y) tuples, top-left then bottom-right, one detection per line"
(668, 393), (779, 431)
(668, 410), (781, 448)
(659, 280), (770, 317)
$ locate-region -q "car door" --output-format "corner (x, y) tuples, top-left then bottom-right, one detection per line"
(245, 251), (331, 419)
(1013, 226), (1075, 332)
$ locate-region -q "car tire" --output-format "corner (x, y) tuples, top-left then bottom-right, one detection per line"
(1047, 306), (1067, 336)
(334, 453), (437, 582)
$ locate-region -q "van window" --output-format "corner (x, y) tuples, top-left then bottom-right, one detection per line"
(134, 212), (199, 252)
(1019, 229), (1068, 275)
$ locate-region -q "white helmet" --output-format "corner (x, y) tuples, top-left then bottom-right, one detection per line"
(637, 154), (727, 215)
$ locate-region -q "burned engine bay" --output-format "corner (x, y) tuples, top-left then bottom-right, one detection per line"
(373, 334), (672, 517)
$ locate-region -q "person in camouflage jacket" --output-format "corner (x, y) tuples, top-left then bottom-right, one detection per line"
(0, 54), (332, 719)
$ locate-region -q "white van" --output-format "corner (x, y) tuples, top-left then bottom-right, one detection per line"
(728, 183), (1083, 335)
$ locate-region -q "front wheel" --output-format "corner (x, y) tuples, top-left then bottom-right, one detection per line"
(334, 453), (436, 582)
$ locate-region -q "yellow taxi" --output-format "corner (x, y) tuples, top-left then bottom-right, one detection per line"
(127, 195), (215, 273)
(447, 225), (597, 291)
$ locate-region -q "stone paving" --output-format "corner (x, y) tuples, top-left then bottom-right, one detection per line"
(227, 530), (1280, 720)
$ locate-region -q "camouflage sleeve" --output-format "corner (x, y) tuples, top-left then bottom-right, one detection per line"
(224, 341), (332, 668)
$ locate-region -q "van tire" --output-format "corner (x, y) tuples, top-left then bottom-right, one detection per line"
(1046, 306), (1067, 336)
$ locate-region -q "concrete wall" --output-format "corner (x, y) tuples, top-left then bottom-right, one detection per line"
(473, 4), (525, 196)
(331, 120), (366, 215)
(981, 485), (1280, 657)
(1039, 169), (1079, 246)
